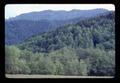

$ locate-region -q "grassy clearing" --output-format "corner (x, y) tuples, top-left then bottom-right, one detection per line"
(5, 74), (114, 79)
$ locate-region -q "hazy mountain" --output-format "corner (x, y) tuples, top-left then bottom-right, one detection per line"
(8, 9), (108, 21)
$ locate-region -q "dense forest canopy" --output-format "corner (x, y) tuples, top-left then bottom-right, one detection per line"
(19, 11), (115, 53)
(5, 10), (115, 76)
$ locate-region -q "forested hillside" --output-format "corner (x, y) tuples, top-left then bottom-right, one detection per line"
(5, 9), (108, 45)
(5, 11), (115, 76)
(19, 11), (115, 53)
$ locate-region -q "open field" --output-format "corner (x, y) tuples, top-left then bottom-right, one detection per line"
(5, 74), (114, 79)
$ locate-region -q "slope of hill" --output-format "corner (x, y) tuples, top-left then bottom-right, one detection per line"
(5, 9), (109, 45)
(18, 11), (115, 53)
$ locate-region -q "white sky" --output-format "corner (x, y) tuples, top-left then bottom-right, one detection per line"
(5, 4), (115, 19)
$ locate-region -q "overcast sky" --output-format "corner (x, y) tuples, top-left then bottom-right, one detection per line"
(5, 4), (115, 19)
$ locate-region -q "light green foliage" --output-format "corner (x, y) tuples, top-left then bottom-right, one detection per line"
(5, 46), (31, 74)
(78, 60), (88, 76)
(54, 60), (64, 75)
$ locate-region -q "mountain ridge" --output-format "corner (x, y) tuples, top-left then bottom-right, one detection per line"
(7, 8), (109, 21)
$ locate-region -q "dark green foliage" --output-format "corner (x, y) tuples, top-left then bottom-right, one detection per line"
(76, 48), (115, 76)
(18, 11), (115, 53)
